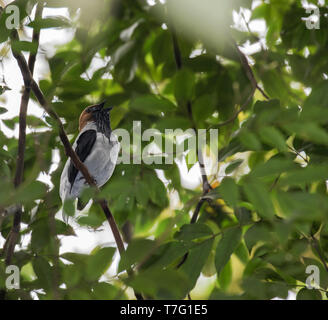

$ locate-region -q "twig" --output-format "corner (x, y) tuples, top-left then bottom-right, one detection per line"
(299, 232), (328, 275)
(190, 198), (206, 224)
(209, 43), (269, 130)
(311, 236), (328, 273)
(4, 3), (43, 266)
(269, 174), (281, 192)
(235, 43), (269, 100)
(10, 32), (143, 300)
(288, 145), (309, 164)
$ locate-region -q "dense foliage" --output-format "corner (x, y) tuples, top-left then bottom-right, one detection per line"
(0, 0), (328, 300)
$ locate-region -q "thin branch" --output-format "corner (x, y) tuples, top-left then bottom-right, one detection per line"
(4, 3), (43, 266)
(190, 198), (206, 224)
(269, 174), (281, 192)
(299, 232), (328, 275)
(209, 43), (269, 130)
(10, 32), (143, 300)
(288, 145), (309, 164)
(235, 43), (269, 100)
(311, 236), (328, 273)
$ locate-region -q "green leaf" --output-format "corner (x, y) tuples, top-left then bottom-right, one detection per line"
(192, 94), (216, 122)
(296, 288), (322, 300)
(130, 94), (176, 115)
(31, 219), (51, 253)
(77, 214), (104, 228)
(244, 223), (272, 252)
(275, 191), (328, 220)
(225, 159), (243, 174)
(250, 158), (297, 178)
(28, 16), (71, 29)
(2, 115), (46, 130)
(239, 130), (262, 151)
(235, 207), (253, 227)
(85, 247), (116, 282)
(32, 257), (53, 290)
(2, 118), (18, 130)
(218, 138), (244, 162)
(261, 70), (290, 103)
(243, 178), (275, 219)
(0, 85), (11, 96)
(242, 276), (288, 299)
(219, 177), (239, 208)
(215, 227), (242, 276)
(175, 223), (213, 242)
(63, 198), (75, 217)
(258, 126), (287, 152)
(54, 219), (76, 236)
(251, 3), (270, 20)
(11, 40), (38, 54)
(217, 260), (232, 290)
(0, 12), (11, 44)
(202, 249), (216, 277)
(17, 181), (47, 205)
(118, 239), (155, 272)
(125, 267), (190, 299)
(320, 224), (328, 260)
(135, 180), (149, 206)
(174, 68), (195, 103)
(150, 240), (193, 269)
(92, 282), (123, 300)
(180, 238), (213, 290)
(145, 172), (168, 207)
(279, 165), (328, 186)
(0, 107), (8, 114)
(234, 242), (249, 264)
(304, 81), (328, 109)
(155, 116), (191, 131)
(60, 252), (89, 265)
(285, 122), (328, 146)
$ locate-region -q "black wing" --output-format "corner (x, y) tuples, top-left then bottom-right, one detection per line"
(68, 129), (97, 190)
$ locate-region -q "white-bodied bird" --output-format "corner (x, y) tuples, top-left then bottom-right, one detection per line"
(60, 102), (119, 212)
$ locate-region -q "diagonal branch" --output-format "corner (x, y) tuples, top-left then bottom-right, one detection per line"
(234, 43), (269, 100)
(311, 236), (328, 273)
(10, 32), (143, 300)
(4, 3), (43, 266)
(209, 43), (269, 130)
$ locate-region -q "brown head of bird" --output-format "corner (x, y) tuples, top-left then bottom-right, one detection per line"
(78, 101), (113, 139)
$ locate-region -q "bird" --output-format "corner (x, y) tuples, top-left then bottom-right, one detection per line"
(59, 101), (120, 216)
